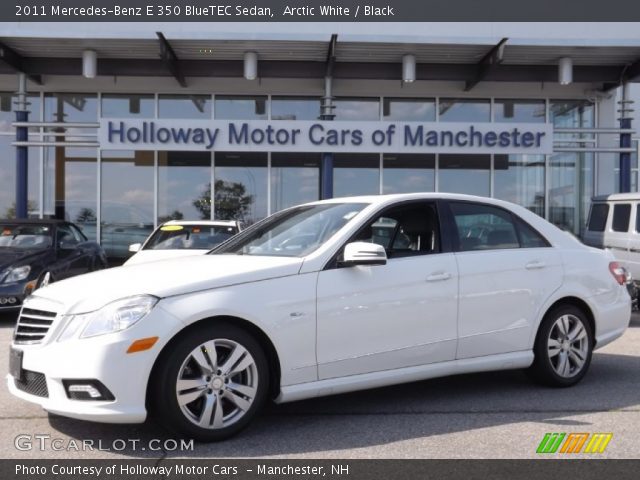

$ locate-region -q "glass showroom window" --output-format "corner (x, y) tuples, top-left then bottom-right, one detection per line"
(549, 100), (595, 235)
(215, 95), (267, 120)
(214, 152), (268, 224)
(43, 93), (98, 218)
(494, 154), (545, 217)
(439, 98), (490, 122)
(439, 154), (491, 196)
(159, 94), (212, 119)
(100, 150), (155, 263)
(334, 153), (380, 197)
(333, 97), (380, 121)
(383, 98), (436, 122)
(0, 92), (41, 218)
(101, 93), (154, 118)
(158, 151), (212, 223)
(383, 154), (435, 194)
(494, 99), (546, 123)
(271, 153), (320, 212)
(271, 97), (321, 120)
(43, 146), (97, 239)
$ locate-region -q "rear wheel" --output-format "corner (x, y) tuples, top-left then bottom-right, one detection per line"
(150, 324), (269, 441)
(528, 305), (593, 387)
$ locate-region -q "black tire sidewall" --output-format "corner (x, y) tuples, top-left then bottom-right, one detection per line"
(532, 305), (594, 387)
(151, 323), (269, 442)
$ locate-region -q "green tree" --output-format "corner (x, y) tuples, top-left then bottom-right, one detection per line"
(75, 207), (96, 223)
(158, 210), (184, 223)
(4, 201), (38, 219)
(193, 180), (253, 221)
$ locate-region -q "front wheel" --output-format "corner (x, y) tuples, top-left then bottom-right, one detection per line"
(528, 305), (593, 387)
(150, 324), (269, 441)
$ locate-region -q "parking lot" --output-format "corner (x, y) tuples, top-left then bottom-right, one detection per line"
(0, 311), (638, 459)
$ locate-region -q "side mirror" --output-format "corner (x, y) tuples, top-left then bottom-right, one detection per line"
(340, 241), (387, 267)
(129, 243), (142, 253)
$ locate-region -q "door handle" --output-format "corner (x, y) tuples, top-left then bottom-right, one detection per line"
(426, 272), (452, 282)
(525, 261), (546, 270)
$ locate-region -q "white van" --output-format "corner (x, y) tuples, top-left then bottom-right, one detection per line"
(584, 193), (639, 304)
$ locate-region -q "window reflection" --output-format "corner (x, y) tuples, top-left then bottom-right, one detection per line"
(383, 98), (436, 121)
(439, 154), (490, 196)
(494, 154), (545, 216)
(159, 94), (211, 119)
(439, 99), (490, 122)
(494, 99), (545, 123)
(333, 98), (379, 121)
(101, 150), (155, 263)
(0, 92), (41, 134)
(334, 154), (380, 197)
(0, 137), (40, 218)
(158, 151), (211, 222)
(271, 97), (321, 120)
(383, 154), (435, 194)
(43, 146), (97, 239)
(215, 96), (267, 120)
(271, 153), (320, 211)
(102, 94), (154, 118)
(214, 152), (268, 224)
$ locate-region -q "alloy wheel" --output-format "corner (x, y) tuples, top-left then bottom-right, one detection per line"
(175, 339), (259, 430)
(547, 314), (589, 378)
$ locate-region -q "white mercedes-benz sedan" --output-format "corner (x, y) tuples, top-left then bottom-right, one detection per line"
(7, 193), (631, 441)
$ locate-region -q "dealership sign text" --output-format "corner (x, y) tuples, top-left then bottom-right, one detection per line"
(99, 119), (552, 154)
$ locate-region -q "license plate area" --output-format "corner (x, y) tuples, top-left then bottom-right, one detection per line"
(9, 348), (23, 381)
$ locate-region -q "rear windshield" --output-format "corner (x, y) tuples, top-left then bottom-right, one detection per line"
(587, 204), (609, 232)
(144, 224), (238, 250)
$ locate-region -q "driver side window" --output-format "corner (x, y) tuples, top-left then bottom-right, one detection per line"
(354, 203), (440, 259)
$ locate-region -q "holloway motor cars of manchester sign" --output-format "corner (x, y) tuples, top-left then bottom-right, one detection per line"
(98, 119), (553, 154)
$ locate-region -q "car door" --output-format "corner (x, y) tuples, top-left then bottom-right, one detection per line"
(316, 201), (459, 380)
(445, 201), (563, 359)
(626, 202), (640, 280)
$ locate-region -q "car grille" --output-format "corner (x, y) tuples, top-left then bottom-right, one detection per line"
(14, 370), (49, 398)
(14, 307), (57, 344)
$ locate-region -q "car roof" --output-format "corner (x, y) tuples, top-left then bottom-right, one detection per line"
(592, 193), (640, 202)
(162, 220), (238, 227)
(304, 192), (518, 208)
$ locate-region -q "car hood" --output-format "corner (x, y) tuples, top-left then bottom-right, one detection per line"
(30, 254), (303, 314)
(0, 248), (47, 271)
(124, 249), (208, 266)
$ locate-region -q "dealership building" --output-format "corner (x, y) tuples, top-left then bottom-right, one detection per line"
(0, 22), (639, 261)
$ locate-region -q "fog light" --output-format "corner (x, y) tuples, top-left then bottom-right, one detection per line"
(0, 298), (6, 304)
(8, 297), (17, 304)
(62, 380), (115, 401)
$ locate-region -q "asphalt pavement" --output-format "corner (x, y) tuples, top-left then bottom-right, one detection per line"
(0, 311), (638, 459)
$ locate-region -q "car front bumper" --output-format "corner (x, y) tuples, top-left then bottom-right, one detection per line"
(0, 281), (32, 311)
(6, 303), (184, 424)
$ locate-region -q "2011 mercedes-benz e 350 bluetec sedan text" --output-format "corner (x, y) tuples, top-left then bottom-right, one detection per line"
(7, 194), (631, 441)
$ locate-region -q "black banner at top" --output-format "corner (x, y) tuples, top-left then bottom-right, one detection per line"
(3, 0), (640, 22)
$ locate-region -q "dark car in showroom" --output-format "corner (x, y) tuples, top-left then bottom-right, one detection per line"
(0, 219), (108, 312)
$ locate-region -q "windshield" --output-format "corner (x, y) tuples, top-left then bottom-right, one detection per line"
(144, 224), (239, 250)
(213, 203), (368, 257)
(0, 224), (53, 250)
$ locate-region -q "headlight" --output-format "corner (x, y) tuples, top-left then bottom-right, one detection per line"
(58, 295), (158, 341)
(3, 266), (30, 283)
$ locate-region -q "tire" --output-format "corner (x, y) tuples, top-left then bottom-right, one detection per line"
(528, 305), (593, 387)
(37, 271), (53, 289)
(150, 323), (269, 441)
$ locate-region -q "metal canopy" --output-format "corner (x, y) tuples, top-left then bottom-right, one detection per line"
(0, 36), (639, 86)
(0, 41), (42, 85)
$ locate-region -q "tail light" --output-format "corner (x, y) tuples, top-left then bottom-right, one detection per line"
(609, 262), (628, 286)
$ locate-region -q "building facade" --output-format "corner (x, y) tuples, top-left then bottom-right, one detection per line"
(0, 23), (639, 261)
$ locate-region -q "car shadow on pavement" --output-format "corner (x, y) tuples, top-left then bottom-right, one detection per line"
(46, 349), (640, 458)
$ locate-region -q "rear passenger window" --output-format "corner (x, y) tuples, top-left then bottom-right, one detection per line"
(587, 204), (609, 232)
(451, 202), (519, 251)
(636, 207), (640, 233)
(516, 220), (549, 248)
(612, 204), (631, 232)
